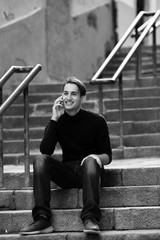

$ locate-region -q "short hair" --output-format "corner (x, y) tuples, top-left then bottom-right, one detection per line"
(63, 77), (86, 97)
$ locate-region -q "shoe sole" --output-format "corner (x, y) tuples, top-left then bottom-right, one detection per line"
(84, 229), (100, 234)
(20, 226), (54, 235)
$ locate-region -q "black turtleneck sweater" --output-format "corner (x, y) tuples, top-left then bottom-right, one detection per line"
(40, 109), (112, 163)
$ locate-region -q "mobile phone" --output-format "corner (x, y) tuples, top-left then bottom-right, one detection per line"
(59, 96), (64, 108)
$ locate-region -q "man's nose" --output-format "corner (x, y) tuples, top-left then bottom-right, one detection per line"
(66, 93), (72, 99)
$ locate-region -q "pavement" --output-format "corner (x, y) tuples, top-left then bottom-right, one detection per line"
(3, 157), (160, 173)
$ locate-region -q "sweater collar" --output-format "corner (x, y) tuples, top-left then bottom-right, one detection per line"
(63, 108), (84, 121)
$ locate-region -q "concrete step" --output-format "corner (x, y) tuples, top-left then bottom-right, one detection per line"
(123, 133), (160, 147)
(4, 96), (160, 117)
(3, 158), (160, 188)
(1, 158), (160, 237)
(1, 230), (160, 240)
(27, 77), (160, 95)
(106, 60), (160, 70)
(3, 139), (41, 154)
(106, 58), (160, 67)
(1, 207), (160, 233)
(104, 96), (160, 109)
(4, 101), (97, 116)
(2, 133), (160, 155)
(3, 120), (160, 141)
(109, 120), (160, 135)
(3, 127), (44, 140)
(3, 106), (160, 129)
(105, 107), (160, 122)
(113, 146), (160, 159)
(3, 150), (62, 165)
(1, 186), (160, 210)
(3, 116), (50, 128)
(6, 79), (160, 106)
(9, 86), (160, 106)
(104, 66), (160, 78)
(2, 145), (160, 166)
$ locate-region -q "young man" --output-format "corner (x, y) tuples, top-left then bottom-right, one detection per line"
(21, 77), (112, 235)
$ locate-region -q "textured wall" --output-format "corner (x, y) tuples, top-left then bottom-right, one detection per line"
(0, 0), (115, 93)
(0, 0), (46, 93)
(46, 0), (115, 82)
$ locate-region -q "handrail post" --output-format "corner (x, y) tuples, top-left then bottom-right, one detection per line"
(119, 73), (124, 149)
(98, 84), (103, 115)
(135, 24), (142, 82)
(23, 86), (30, 188)
(135, 26), (140, 82)
(0, 87), (3, 187)
(0, 64), (41, 189)
(152, 23), (157, 81)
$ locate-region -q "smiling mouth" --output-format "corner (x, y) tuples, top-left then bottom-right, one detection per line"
(64, 101), (74, 106)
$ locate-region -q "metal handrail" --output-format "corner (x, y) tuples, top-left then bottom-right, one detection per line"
(0, 64), (41, 115)
(0, 66), (33, 88)
(0, 64), (42, 188)
(132, 19), (160, 37)
(90, 10), (160, 151)
(91, 11), (159, 82)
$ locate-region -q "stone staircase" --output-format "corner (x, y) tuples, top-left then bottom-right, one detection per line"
(1, 46), (160, 239)
(3, 73), (160, 164)
(1, 158), (160, 239)
(2, 47), (160, 165)
(103, 45), (160, 78)
(3, 75), (160, 184)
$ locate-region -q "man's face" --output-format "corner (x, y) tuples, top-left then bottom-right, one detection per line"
(62, 83), (83, 115)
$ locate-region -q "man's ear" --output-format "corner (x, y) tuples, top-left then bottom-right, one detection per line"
(81, 95), (86, 102)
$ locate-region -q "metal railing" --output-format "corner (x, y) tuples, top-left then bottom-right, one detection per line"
(133, 18), (160, 36)
(0, 64), (42, 188)
(91, 10), (160, 150)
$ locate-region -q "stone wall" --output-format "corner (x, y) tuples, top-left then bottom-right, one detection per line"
(46, 0), (115, 82)
(0, 0), (115, 93)
(0, 0), (46, 94)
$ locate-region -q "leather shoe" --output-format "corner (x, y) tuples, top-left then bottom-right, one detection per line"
(83, 218), (100, 234)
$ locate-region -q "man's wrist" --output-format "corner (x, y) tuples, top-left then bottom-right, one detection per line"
(51, 116), (58, 121)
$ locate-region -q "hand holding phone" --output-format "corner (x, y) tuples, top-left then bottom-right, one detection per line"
(51, 96), (64, 121)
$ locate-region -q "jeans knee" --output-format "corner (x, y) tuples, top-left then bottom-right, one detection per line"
(33, 154), (49, 171)
(83, 157), (98, 175)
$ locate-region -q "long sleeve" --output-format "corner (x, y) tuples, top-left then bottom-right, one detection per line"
(40, 120), (58, 155)
(95, 116), (112, 163)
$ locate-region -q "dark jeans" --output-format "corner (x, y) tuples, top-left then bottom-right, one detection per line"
(32, 154), (106, 222)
